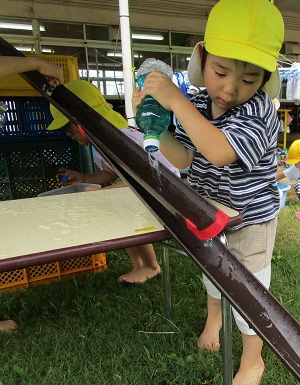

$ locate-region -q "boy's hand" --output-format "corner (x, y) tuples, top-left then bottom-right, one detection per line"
(140, 71), (182, 111)
(131, 87), (143, 116)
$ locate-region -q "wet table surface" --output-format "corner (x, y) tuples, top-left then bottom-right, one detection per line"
(0, 187), (240, 272)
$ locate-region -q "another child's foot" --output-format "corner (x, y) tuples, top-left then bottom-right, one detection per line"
(233, 358), (265, 385)
(197, 322), (221, 351)
(117, 265), (160, 283)
(0, 320), (18, 333)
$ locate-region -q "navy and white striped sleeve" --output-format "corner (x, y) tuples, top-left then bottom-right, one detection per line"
(221, 93), (280, 172)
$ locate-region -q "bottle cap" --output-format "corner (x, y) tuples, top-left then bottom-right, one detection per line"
(143, 137), (160, 152)
(60, 175), (69, 183)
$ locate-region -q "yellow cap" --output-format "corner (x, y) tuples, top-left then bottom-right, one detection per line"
(286, 140), (300, 165)
(188, 0), (284, 99)
(47, 80), (128, 130)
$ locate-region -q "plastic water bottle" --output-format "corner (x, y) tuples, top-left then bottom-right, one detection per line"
(136, 58), (173, 152)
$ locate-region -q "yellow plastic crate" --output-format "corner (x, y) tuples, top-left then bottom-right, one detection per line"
(0, 253), (107, 292)
(0, 54), (80, 96)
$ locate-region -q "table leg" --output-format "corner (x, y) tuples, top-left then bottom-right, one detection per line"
(222, 296), (233, 385)
(160, 242), (189, 320)
(161, 244), (172, 320)
(160, 241), (233, 384)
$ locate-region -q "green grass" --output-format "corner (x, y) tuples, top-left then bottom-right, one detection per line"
(0, 200), (299, 385)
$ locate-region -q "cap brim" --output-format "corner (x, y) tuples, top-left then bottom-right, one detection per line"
(187, 42), (205, 88)
(286, 157), (300, 165)
(93, 105), (128, 129)
(47, 80), (128, 131)
(187, 42), (280, 99)
(263, 69), (280, 99)
(47, 115), (69, 131)
(47, 105), (128, 131)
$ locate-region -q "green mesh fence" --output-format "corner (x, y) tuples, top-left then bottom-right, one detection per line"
(0, 139), (83, 200)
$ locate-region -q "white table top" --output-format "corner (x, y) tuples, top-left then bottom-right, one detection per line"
(0, 187), (165, 260)
(0, 186), (240, 272)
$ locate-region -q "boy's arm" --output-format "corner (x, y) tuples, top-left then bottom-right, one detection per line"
(159, 130), (194, 169)
(135, 72), (238, 167)
(132, 86), (193, 170)
(168, 92), (238, 167)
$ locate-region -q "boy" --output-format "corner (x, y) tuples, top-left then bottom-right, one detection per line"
(132, 0), (284, 383)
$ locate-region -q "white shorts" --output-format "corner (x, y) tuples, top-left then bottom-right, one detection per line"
(202, 219), (277, 335)
(203, 264), (271, 335)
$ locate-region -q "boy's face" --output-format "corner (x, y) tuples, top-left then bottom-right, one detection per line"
(65, 122), (89, 145)
(203, 54), (265, 117)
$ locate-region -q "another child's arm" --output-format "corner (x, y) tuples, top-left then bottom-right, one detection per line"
(101, 180), (127, 189)
(0, 56), (64, 84)
(276, 161), (300, 181)
(56, 163), (119, 186)
(276, 169), (286, 181)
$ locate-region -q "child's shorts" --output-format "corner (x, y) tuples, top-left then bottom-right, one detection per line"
(203, 217), (278, 335)
(225, 217), (278, 273)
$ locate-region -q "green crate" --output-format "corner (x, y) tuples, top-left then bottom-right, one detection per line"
(0, 139), (92, 201)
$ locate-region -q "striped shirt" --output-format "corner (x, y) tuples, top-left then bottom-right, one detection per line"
(175, 89), (280, 230)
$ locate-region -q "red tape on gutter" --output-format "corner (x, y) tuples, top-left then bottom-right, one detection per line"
(186, 210), (230, 240)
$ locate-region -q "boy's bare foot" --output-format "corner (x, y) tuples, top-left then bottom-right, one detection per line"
(0, 320), (18, 333)
(117, 265), (160, 283)
(233, 358), (265, 385)
(197, 323), (221, 351)
(197, 312), (222, 351)
(198, 295), (222, 351)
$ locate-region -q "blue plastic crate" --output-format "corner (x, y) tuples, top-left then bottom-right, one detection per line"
(0, 97), (66, 142)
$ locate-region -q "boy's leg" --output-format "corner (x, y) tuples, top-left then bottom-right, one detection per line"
(198, 235), (226, 351)
(198, 294), (222, 351)
(233, 333), (264, 385)
(117, 244), (160, 283)
(231, 265), (271, 385)
(227, 219), (277, 385)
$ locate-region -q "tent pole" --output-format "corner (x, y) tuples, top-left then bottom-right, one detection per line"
(119, 0), (135, 127)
